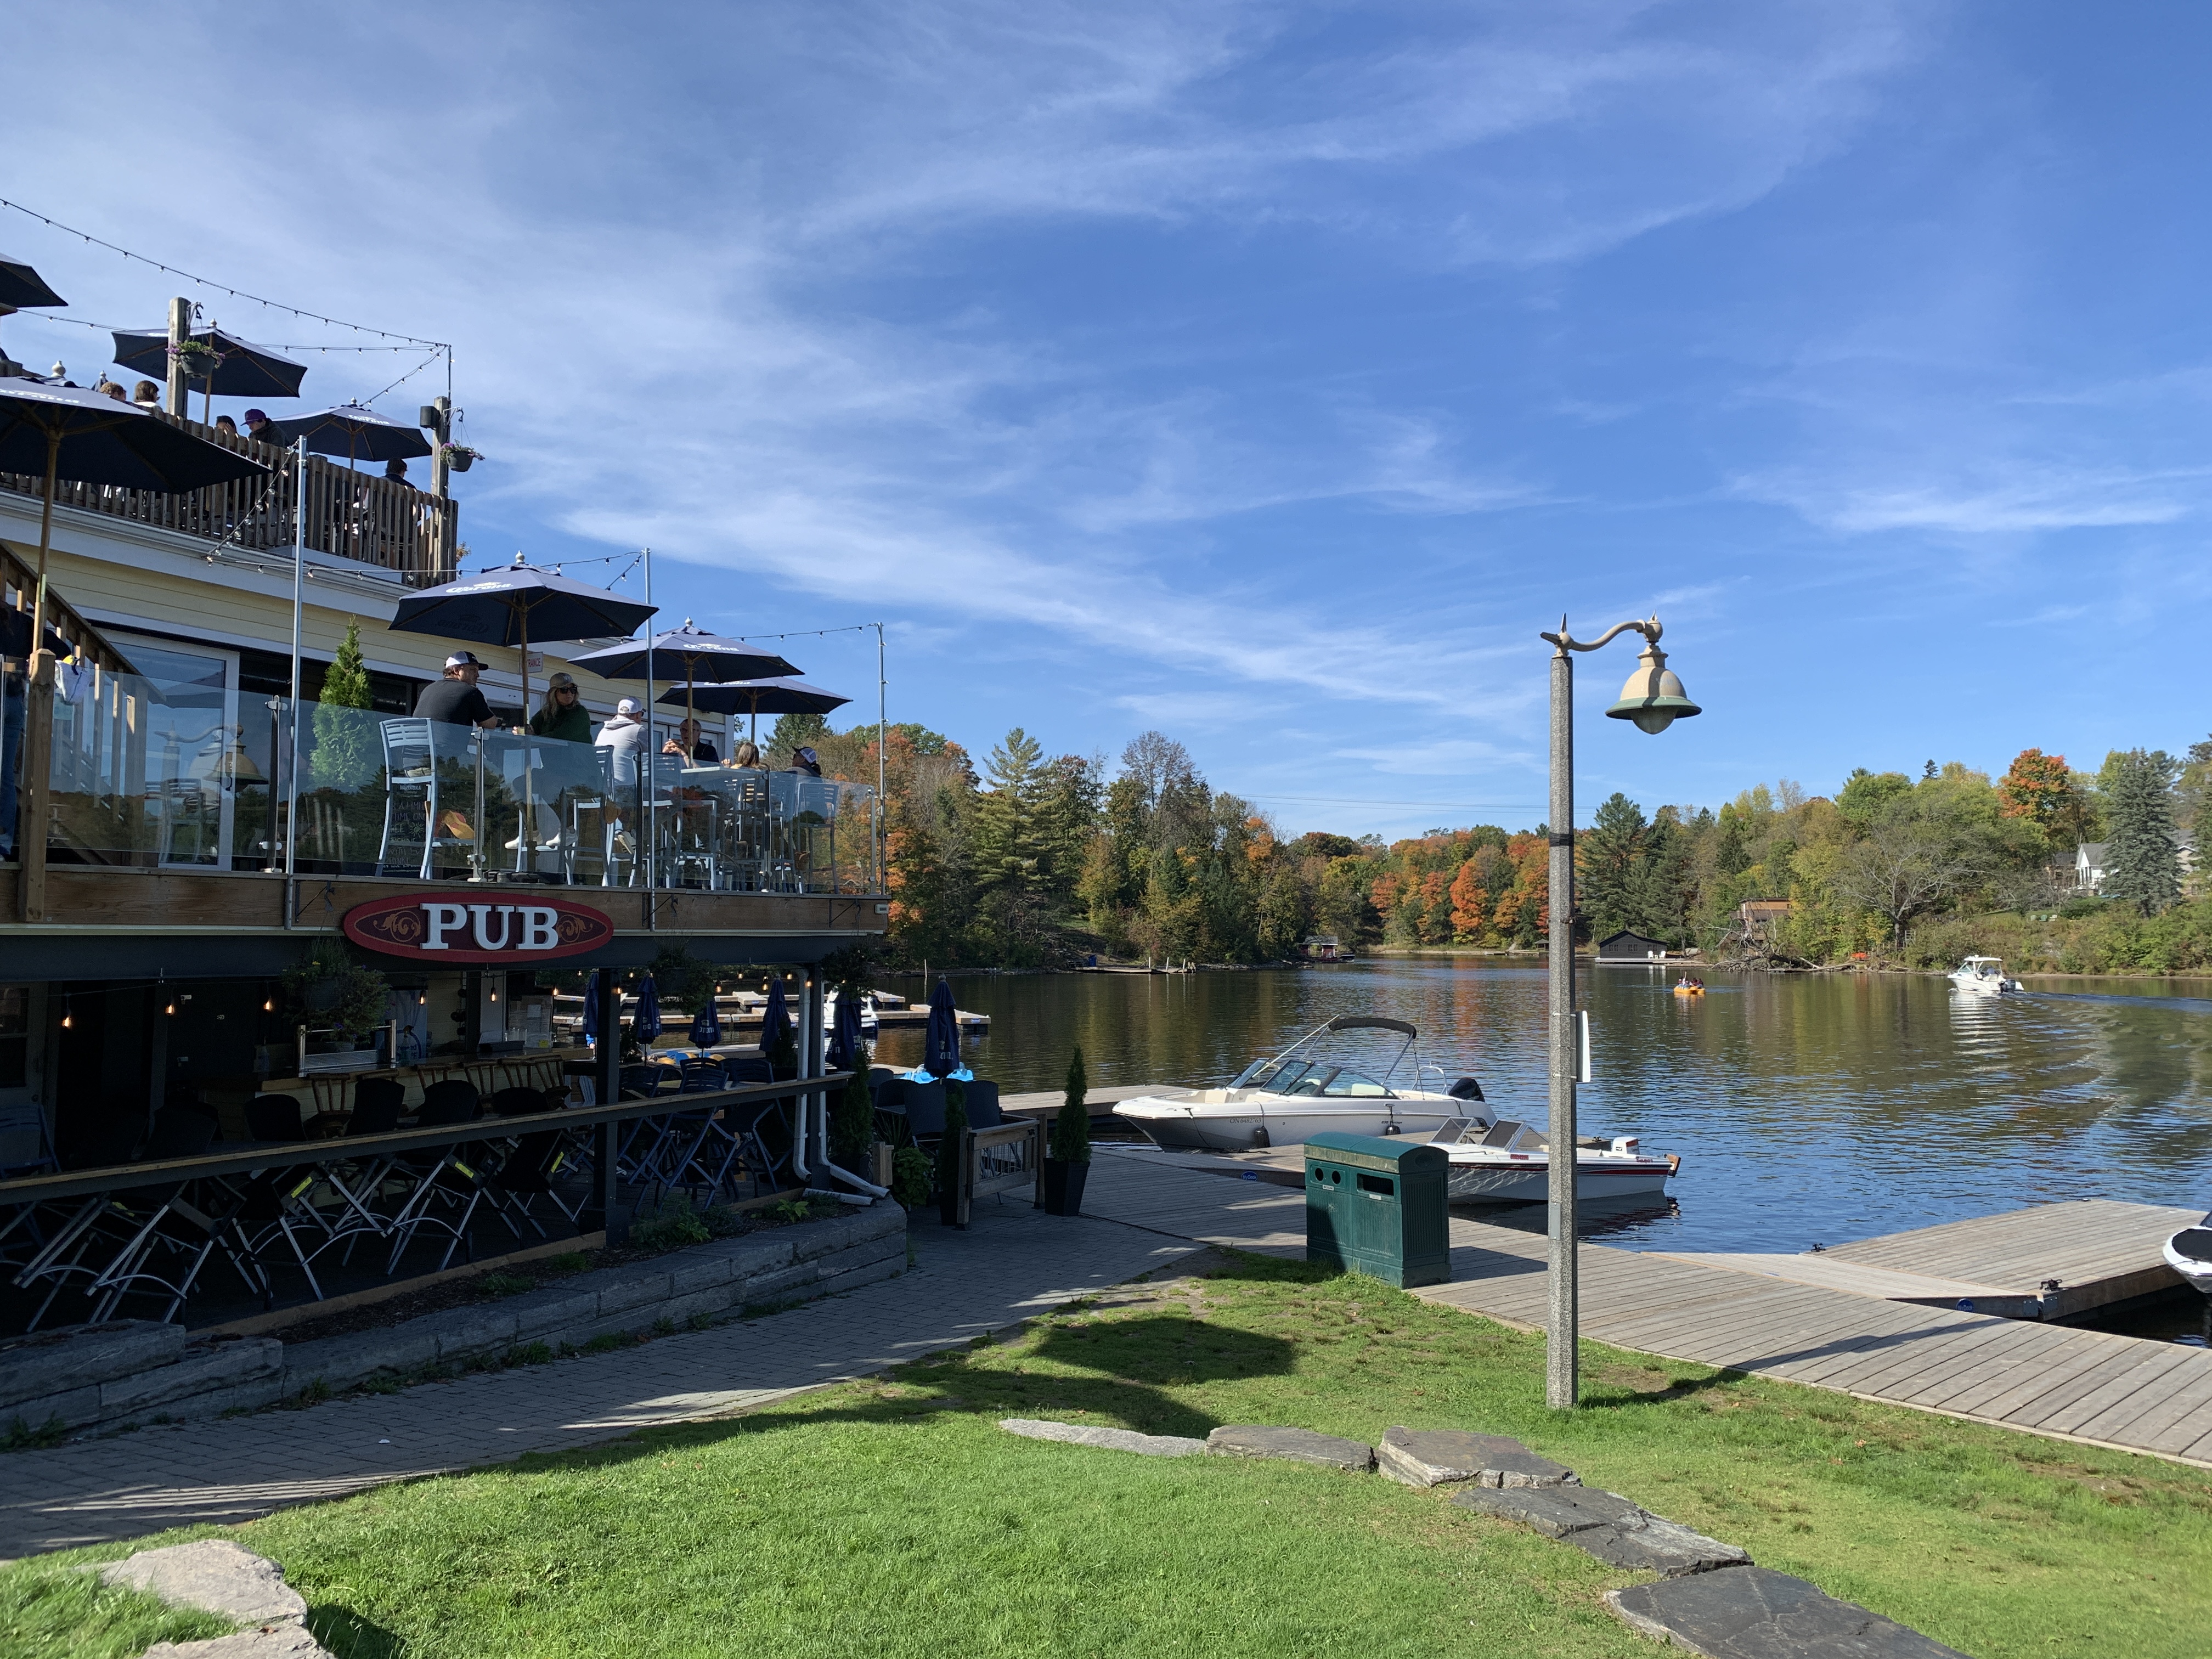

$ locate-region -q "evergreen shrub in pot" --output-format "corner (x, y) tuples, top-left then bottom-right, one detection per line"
(1042, 1045), (1091, 1216)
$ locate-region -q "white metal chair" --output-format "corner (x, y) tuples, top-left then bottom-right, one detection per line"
(377, 718), (477, 878)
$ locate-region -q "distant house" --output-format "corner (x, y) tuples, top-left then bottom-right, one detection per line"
(1301, 934), (1346, 962)
(2075, 842), (2109, 893)
(1597, 930), (1671, 962)
(1737, 900), (1791, 941)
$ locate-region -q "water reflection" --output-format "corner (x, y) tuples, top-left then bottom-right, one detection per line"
(879, 962), (2212, 1254)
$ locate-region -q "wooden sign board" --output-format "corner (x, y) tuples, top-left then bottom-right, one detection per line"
(342, 893), (614, 965)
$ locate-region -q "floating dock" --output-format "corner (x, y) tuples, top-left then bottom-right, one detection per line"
(1073, 1145), (2212, 1469)
(1655, 1199), (2201, 1320)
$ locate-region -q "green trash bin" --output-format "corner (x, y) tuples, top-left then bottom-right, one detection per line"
(1304, 1131), (1449, 1288)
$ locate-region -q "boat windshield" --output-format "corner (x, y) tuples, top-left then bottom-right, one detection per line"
(1232, 1016), (1419, 1096)
(1254, 1062), (1395, 1098)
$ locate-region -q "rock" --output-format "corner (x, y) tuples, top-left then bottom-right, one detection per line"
(998, 1418), (1206, 1457)
(0, 1320), (186, 1412)
(1206, 1425), (1375, 1472)
(1452, 1486), (1751, 1576)
(1376, 1426), (1577, 1489)
(1608, 1565), (1970, 1658)
(100, 1540), (308, 1626)
(144, 1629), (334, 1658)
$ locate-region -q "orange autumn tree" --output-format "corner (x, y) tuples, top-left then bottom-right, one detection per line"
(1997, 748), (2093, 851)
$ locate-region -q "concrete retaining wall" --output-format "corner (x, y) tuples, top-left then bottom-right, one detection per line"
(2, 1203), (909, 1435)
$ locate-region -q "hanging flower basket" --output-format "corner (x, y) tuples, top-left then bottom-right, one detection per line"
(170, 343), (221, 382)
(442, 443), (481, 473)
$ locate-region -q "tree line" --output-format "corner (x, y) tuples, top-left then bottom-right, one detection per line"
(775, 707), (2212, 974)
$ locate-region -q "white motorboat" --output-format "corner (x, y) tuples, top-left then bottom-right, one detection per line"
(1426, 1116), (1679, 1203)
(2165, 1217), (2212, 1296)
(1113, 1015), (1482, 1151)
(1947, 956), (2022, 995)
(822, 989), (881, 1040)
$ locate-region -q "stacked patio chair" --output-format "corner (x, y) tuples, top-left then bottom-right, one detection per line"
(81, 1105), (268, 1325)
(233, 1093), (353, 1302)
(380, 1080), (491, 1273)
(481, 1086), (585, 1239)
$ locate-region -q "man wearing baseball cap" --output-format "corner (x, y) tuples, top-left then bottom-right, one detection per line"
(413, 651), (503, 729)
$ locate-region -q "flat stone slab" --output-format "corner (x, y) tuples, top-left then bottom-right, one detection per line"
(999, 1418), (1206, 1457)
(1376, 1426), (1577, 1489)
(100, 1540), (308, 1626)
(1453, 1486), (1750, 1576)
(1609, 1566), (1970, 1658)
(145, 1629), (334, 1658)
(1206, 1425), (1375, 1471)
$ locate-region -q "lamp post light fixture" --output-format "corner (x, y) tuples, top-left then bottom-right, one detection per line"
(1537, 614), (1699, 1409)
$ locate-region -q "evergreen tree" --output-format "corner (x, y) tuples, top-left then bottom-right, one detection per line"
(2102, 749), (2182, 915)
(1052, 1046), (1091, 1164)
(308, 618), (377, 791)
(1577, 792), (1648, 942)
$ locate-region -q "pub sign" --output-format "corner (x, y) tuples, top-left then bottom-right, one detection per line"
(342, 893), (614, 964)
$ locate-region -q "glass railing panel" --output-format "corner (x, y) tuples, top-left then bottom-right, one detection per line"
(40, 684), (878, 894)
(43, 665), (278, 870)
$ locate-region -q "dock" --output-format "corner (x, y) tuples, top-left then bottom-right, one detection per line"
(998, 1084), (1190, 1128)
(1074, 1147), (2212, 1469)
(1655, 1199), (2202, 1319)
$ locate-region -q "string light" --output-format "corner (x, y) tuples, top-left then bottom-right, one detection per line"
(61, 997), (72, 1029)
(0, 195), (449, 349)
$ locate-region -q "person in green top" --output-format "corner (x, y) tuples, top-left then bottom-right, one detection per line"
(529, 673), (593, 744)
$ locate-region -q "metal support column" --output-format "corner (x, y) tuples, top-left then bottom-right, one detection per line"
(1546, 643), (1579, 1410)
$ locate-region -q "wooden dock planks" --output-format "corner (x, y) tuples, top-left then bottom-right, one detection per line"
(1080, 1150), (2212, 1469)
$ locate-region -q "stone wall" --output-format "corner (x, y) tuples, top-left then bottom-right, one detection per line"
(1, 1203), (909, 1436)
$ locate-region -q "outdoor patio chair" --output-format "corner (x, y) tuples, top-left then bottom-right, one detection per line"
(483, 1128), (584, 1237)
(376, 717), (480, 879)
(900, 1082), (948, 1146)
(962, 1081), (1003, 1128)
(83, 1107), (268, 1325)
(381, 1085), (492, 1274)
(678, 1058), (727, 1093)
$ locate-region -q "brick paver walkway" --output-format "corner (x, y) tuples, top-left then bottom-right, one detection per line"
(0, 1199), (1198, 1560)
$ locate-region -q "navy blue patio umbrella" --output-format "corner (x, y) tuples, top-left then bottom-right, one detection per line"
(759, 976), (792, 1074)
(924, 978), (961, 1077)
(111, 326), (307, 409)
(690, 985), (723, 1048)
(390, 554), (659, 740)
(656, 676), (850, 747)
(634, 974), (662, 1045)
(262, 400), (431, 465)
(571, 623), (799, 742)
(0, 379), (268, 651)
(0, 252), (66, 312)
(827, 990), (865, 1073)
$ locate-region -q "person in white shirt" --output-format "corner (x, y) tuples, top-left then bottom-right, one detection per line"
(594, 697), (650, 785)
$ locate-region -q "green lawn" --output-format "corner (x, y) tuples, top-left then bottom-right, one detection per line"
(8, 1251), (2209, 1659)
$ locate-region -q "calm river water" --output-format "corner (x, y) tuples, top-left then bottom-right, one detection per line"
(878, 960), (2212, 1261)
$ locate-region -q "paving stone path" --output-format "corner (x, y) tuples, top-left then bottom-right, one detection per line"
(0, 1201), (1197, 1560)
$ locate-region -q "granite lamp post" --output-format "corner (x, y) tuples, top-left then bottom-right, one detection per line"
(1537, 615), (1700, 1409)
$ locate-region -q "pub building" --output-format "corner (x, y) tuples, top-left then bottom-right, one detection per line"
(0, 323), (884, 1334)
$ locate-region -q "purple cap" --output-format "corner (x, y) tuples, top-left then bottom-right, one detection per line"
(242, 408), (268, 424)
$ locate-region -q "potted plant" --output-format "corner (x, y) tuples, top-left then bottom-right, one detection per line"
(441, 442), (482, 472)
(171, 340), (221, 383)
(1042, 1045), (1091, 1215)
(936, 1079), (969, 1229)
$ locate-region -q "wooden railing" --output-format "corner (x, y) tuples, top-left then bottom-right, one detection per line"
(0, 413), (458, 588)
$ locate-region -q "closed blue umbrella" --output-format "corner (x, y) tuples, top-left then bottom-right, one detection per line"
(634, 974), (662, 1044)
(759, 975), (792, 1071)
(690, 984), (723, 1048)
(924, 978), (961, 1076)
(827, 990), (864, 1073)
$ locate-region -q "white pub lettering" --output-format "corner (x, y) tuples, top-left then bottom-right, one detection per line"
(421, 902), (470, 950)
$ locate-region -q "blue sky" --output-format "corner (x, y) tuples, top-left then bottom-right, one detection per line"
(8, 4), (2210, 837)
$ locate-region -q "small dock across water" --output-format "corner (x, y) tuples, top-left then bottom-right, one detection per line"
(1076, 1147), (2212, 1469)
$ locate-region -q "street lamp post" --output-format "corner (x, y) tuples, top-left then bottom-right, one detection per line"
(1537, 614), (1700, 1409)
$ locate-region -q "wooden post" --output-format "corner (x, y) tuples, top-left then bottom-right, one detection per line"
(428, 396), (452, 500)
(165, 297), (190, 417)
(16, 651), (52, 922)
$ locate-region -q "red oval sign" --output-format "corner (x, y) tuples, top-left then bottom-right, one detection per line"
(343, 893), (615, 964)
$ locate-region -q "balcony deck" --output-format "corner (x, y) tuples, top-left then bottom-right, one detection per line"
(0, 862), (886, 974)
(1, 410), (455, 586)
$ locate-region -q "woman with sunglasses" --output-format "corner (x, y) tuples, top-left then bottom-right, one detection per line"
(529, 673), (593, 744)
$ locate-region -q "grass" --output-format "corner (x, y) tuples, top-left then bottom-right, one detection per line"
(0, 1560), (233, 1658)
(7, 1251), (2209, 1658)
